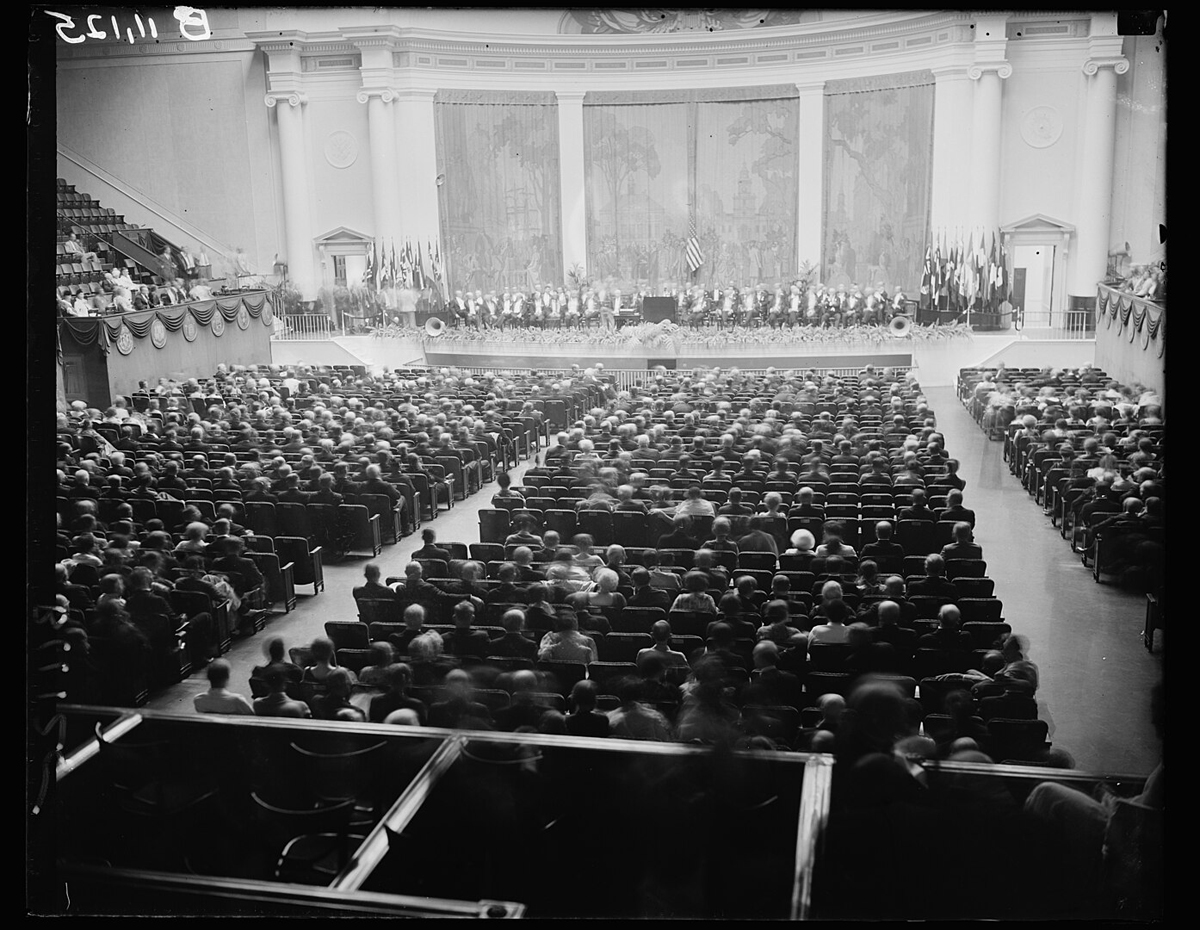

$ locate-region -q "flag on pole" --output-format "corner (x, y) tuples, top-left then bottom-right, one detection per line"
(414, 242), (426, 291)
(363, 242), (375, 289)
(390, 241), (400, 290)
(933, 235), (943, 300)
(429, 240), (444, 300)
(399, 241), (411, 289)
(988, 232), (998, 306)
(996, 233), (1009, 303)
(920, 244), (933, 307)
(405, 241), (416, 289)
(685, 217), (704, 274)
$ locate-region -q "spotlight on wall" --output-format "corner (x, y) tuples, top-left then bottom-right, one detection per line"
(435, 173), (446, 187)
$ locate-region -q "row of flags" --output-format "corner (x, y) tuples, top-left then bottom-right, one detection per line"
(920, 228), (1011, 312)
(362, 239), (445, 298)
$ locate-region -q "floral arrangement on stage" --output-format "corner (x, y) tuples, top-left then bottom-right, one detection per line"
(372, 320), (974, 348)
(623, 320), (684, 353)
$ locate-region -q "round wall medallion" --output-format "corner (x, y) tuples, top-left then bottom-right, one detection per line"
(1020, 106), (1063, 149)
(212, 315), (225, 337)
(182, 315), (199, 341)
(324, 130), (359, 169)
(236, 306), (251, 330)
(115, 325), (134, 355)
(261, 304), (274, 326)
(150, 318), (168, 348)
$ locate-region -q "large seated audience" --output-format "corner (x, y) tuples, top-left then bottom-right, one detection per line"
(42, 358), (1167, 920)
(55, 178), (217, 317)
(46, 360), (1083, 772)
(959, 364), (1164, 594)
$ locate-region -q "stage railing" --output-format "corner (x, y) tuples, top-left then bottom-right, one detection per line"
(1016, 308), (1095, 339)
(271, 312), (342, 340)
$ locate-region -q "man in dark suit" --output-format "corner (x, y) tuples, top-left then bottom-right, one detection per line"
(656, 514), (703, 552)
(310, 474), (345, 506)
(493, 670), (565, 733)
(790, 486), (826, 522)
(486, 608), (538, 660)
(917, 604), (972, 651)
(368, 662), (428, 724)
(628, 568), (673, 609)
(210, 536), (265, 619)
(486, 563), (527, 605)
(441, 601), (492, 660)
(353, 562), (395, 603)
(831, 441), (859, 466)
(412, 528), (451, 563)
(391, 561), (442, 608)
(937, 489), (976, 528)
(869, 600), (918, 656)
(742, 641), (802, 709)
(428, 669), (493, 729)
(124, 566), (188, 671)
(387, 604), (443, 657)
(940, 522), (984, 561)
(907, 554), (959, 598)
(860, 521), (905, 561)
(56, 562), (94, 612)
(277, 474), (311, 504)
(899, 488), (938, 522)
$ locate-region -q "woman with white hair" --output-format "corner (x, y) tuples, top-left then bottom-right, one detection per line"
(174, 522), (210, 554)
(786, 528), (816, 556)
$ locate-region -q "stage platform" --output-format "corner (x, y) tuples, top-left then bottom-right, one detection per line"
(269, 331), (1096, 387)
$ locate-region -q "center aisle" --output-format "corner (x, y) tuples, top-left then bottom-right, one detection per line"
(924, 385), (1161, 774)
(147, 459), (539, 714)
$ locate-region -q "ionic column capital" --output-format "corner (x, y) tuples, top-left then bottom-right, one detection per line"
(1083, 56), (1130, 76)
(968, 62), (1012, 81)
(356, 88), (396, 105)
(264, 92), (308, 108)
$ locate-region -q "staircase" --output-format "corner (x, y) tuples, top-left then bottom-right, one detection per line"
(56, 178), (188, 306)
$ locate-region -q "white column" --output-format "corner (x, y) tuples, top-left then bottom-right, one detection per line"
(795, 82), (824, 276)
(358, 89), (401, 248)
(556, 90), (588, 279)
(265, 92), (317, 301)
(967, 64), (1010, 234)
(930, 67), (973, 236)
(393, 89), (440, 259)
(1070, 55), (1129, 300)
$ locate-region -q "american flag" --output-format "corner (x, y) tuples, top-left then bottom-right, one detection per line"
(685, 217), (704, 274)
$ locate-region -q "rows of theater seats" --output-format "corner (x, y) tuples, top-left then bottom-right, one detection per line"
(56, 177), (138, 300)
(326, 368), (1053, 760)
(47, 364), (554, 707)
(959, 366), (1165, 609)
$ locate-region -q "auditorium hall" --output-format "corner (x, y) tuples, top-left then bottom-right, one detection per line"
(33, 8), (1165, 919)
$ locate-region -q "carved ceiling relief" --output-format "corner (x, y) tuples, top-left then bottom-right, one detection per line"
(561, 9), (821, 34)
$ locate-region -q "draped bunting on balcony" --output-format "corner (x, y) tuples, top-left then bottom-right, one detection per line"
(583, 86), (799, 291)
(58, 290), (276, 354)
(1097, 283), (1165, 357)
(434, 91), (563, 294)
(822, 71), (935, 297)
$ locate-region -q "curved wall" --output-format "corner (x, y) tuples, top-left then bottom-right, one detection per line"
(54, 11), (1165, 311)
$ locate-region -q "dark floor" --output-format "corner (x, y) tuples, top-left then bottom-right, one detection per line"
(149, 384), (1164, 775)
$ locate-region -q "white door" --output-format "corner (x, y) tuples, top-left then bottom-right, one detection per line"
(1013, 244), (1054, 326)
(345, 254), (367, 289)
